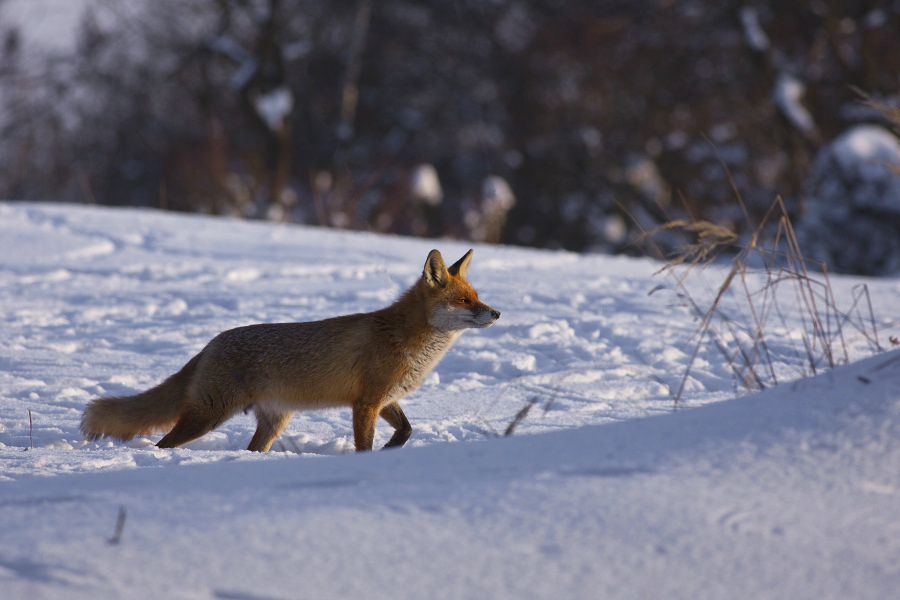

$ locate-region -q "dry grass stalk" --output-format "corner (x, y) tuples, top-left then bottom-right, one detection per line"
(504, 397), (539, 437)
(646, 191), (884, 406)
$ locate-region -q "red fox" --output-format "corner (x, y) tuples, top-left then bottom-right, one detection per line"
(80, 249), (499, 452)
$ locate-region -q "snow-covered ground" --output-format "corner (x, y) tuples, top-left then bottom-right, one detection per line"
(1, 202), (899, 599)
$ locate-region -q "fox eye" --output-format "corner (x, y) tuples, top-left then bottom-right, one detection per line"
(458, 297), (469, 304)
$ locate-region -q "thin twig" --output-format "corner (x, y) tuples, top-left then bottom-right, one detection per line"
(108, 506), (127, 545)
(504, 397), (538, 437)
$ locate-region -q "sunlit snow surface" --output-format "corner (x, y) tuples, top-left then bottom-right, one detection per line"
(1, 203), (899, 599)
(0, 203), (739, 470)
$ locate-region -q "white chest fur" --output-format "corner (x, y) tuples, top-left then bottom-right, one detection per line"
(384, 330), (463, 404)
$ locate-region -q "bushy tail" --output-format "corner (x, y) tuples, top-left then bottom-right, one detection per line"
(80, 353), (203, 442)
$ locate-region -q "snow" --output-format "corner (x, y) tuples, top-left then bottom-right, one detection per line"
(830, 125), (900, 179)
(253, 87), (294, 132)
(739, 6), (770, 53)
(1, 202), (900, 599)
(482, 175), (516, 212)
(774, 73), (815, 135)
(409, 163), (444, 206)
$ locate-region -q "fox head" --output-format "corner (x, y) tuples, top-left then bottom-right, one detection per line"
(421, 249), (500, 331)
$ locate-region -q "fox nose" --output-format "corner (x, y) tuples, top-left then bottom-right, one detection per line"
(491, 309), (501, 320)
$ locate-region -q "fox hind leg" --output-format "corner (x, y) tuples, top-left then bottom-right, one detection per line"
(247, 407), (295, 452)
(379, 402), (412, 449)
(156, 386), (238, 449)
(156, 407), (220, 448)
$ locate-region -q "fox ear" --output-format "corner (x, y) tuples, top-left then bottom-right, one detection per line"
(447, 249), (474, 279)
(423, 249), (449, 287)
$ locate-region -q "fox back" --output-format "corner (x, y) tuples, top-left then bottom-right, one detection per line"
(80, 249), (500, 452)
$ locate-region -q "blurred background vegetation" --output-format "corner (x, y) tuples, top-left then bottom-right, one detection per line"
(1, 0), (899, 269)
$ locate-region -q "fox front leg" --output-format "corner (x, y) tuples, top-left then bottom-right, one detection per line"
(352, 402), (379, 451)
(352, 399), (413, 451)
(379, 402), (412, 449)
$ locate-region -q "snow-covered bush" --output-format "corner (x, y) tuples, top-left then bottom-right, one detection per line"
(796, 125), (900, 276)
